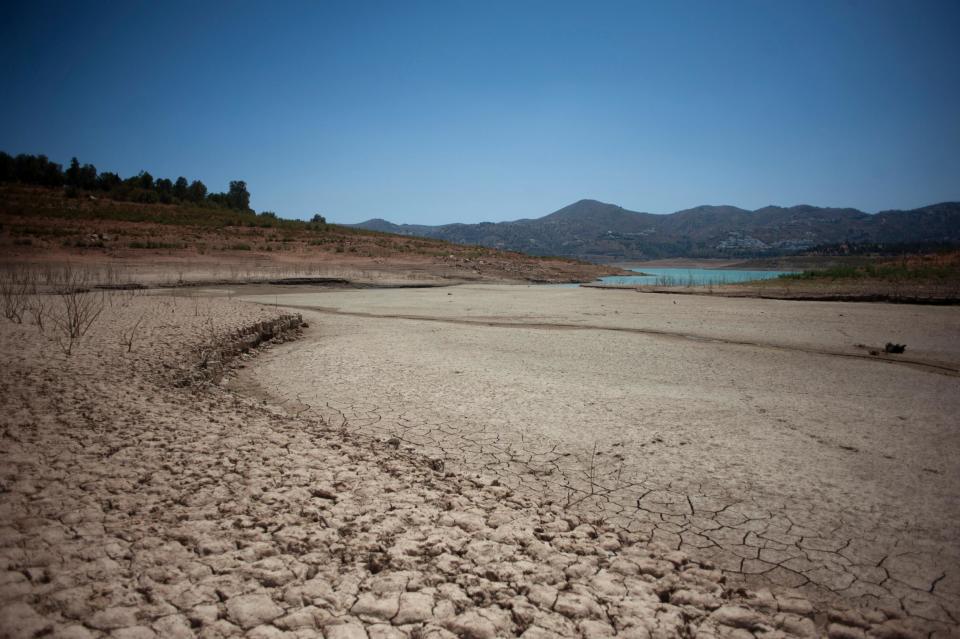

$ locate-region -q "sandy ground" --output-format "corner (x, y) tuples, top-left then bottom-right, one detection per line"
(7, 292), (932, 638)
(235, 285), (960, 631)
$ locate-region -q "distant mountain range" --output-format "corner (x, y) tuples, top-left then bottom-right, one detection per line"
(351, 200), (960, 261)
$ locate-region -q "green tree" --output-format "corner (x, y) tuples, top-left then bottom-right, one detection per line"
(226, 180), (251, 211)
(38, 156), (64, 186)
(78, 163), (97, 190)
(0, 152), (15, 182)
(65, 157), (81, 187)
(187, 180), (207, 202)
(173, 176), (188, 200)
(138, 171), (154, 190)
(97, 172), (121, 191)
(155, 178), (174, 203)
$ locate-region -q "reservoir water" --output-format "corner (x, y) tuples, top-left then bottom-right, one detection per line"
(599, 267), (798, 286)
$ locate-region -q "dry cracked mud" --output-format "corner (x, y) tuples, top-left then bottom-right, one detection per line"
(234, 285), (960, 636)
(0, 290), (956, 638)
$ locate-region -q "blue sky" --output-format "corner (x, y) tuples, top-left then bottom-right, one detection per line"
(2, 0), (958, 224)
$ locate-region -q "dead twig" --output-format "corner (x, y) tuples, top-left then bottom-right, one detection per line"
(121, 313), (146, 352)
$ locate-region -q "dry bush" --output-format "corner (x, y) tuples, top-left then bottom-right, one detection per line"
(48, 265), (106, 356)
(28, 280), (46, 331)
(0, 267), (32, 323)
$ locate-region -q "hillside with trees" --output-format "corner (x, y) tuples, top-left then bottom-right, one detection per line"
(0, 151), (251, 212)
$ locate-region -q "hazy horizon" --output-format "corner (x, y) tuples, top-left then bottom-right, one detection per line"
(2, 1), (958, 224)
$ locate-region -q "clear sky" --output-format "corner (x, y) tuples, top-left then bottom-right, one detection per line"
(2, 1), (958, 224)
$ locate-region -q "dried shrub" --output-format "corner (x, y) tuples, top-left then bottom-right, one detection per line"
(48, 266), (105, 356)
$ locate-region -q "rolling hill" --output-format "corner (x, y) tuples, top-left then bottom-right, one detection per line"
(351, 199), (960, 262)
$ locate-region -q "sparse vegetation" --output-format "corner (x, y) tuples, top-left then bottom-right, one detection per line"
(778, 253), (960, 282)
(0, 267), (30, 323)
(780, 264), (946, 281)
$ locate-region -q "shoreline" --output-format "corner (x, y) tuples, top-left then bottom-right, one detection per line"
(580, 282), (960, 305)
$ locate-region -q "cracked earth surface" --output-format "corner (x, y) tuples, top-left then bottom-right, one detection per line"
(236, 285), (960, 634)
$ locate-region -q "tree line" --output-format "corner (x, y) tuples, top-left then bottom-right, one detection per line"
(0, 151), (251, 212)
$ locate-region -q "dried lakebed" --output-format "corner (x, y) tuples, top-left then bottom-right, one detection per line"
(3, 295), (910, 639)
(237, 285), (960, 631)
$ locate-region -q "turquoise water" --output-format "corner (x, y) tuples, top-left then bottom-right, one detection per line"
(599, 267), (797, 287)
